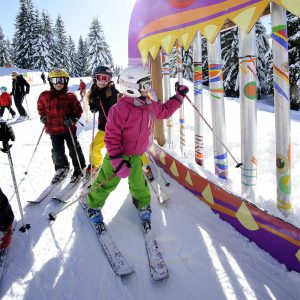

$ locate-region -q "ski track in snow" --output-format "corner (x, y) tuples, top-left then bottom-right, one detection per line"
(0, 73), (300, 299)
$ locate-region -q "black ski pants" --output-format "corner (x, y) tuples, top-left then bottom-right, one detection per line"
(0, 106), (16, 118)
(0, 188), (14, 229)
(13, 95), (27, 116)
(50, 131), (86, 171)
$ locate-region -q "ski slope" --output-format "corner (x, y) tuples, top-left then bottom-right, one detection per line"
(0, 73), (300, 299)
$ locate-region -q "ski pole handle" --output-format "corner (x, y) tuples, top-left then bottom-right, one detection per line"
(185, 94), (242, 168)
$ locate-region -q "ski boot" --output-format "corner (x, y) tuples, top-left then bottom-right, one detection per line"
(139, 207), (152, 233)
(70, 168), (84, 183)
(51, 166), (69, 184)
(85, 164), (99, 178)
(88, 207), (103, 223)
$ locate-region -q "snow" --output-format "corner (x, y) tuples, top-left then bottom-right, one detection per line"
(1, 69), (300, 299)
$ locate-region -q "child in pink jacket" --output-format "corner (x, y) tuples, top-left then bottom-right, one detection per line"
(87, 64), (189, 229)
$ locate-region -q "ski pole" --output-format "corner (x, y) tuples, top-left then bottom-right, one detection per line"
(48, 173), (117, 221)
(24, 127), (45, 175)
(24, 95), (30, 119)
(66, 123), (84, 176)
(90, 112), (96, 186)
(185, 94), (242, 168)
(2, 143), (31, 232)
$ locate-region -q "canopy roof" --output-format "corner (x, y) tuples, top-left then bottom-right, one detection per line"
(128, 0), (300, 64)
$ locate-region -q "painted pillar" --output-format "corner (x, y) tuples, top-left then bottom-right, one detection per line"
(161, 49), (173, 148)
(239, 28), (257, 199)
(151, 52), (165, 146)
(271, 3), (291, 216)
(208, 34), (228, 179)
(192, 31), (204, 166)
(176, 40), (185, 156)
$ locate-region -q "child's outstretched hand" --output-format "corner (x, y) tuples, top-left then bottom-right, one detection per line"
(110, 157), (131, 178)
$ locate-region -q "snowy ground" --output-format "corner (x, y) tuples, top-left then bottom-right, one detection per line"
(1, 70), (300, 299)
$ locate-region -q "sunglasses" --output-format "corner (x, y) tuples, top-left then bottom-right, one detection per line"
(50, 77), (68, 84)
(95, 74), (112, 82)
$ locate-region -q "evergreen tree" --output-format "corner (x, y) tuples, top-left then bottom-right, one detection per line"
(0, 27), (13, 67)
(86, 17), (113, 75)
(52, 15), (70, 70)
(202, 38), (209, 86)
(265, 47), (273, 95)
(76, 36), (88, 76)
(255, 20), (271, 97)
(30, 9), (43, 70)
(287, 12), (300, 110)
(13, 0), (35, 69)
(169, 43), (177, 78)
(113, 64), (122, 77)
(221, 27), (239, 97)
(182, 47), (193, 81)
(34, 11), (54, 72)
(67, 36), (79, 77)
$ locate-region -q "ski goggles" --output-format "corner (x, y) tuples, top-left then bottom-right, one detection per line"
(138, 77), (152, 92)
(95, 74), (112, 82)
(49, 77), (68, 85)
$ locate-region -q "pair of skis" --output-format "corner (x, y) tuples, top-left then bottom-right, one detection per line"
(27, 172), (88, 204)
(79, 198), (169, 280)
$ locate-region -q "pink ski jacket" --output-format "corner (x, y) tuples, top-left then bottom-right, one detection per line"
(105, 94), (183, 157)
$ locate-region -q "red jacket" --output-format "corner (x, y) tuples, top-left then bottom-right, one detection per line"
(0, 92), (12, 107)
(79, 81), (86, 91)
(37, 89), (83, 135)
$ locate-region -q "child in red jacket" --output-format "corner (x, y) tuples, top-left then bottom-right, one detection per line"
(0, 86), (16, 120)
(37, 68), (86, 184)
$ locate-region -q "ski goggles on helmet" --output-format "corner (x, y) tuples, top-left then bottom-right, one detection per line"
(138, 76), (152, 92)
(49, 77), (68, 85)
(95, 74), (112, 82)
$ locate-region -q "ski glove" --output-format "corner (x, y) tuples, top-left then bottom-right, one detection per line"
(175, 82), (189, 97)
(40, 115), (47, 124)
(89, 103), (98, 113)
(64, 116), (74, 127)
(110, 158), (131, 178)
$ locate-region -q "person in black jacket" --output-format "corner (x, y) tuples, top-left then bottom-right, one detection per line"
(0, 121), (15, 249)
(11, 71), (30, 119)
(86, 65), (119, 176)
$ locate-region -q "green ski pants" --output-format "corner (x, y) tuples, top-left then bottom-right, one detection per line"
(87, 154), (151, 210)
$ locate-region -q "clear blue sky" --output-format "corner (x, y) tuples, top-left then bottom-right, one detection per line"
(0, 0), (136, 67)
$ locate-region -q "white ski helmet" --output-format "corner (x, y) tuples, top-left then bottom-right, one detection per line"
(118, 65), (151, 98)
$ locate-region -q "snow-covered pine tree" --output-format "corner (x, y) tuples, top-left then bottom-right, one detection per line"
(67, 36), (79, 77)
(221, 27), (239, 97)
(202, 37), (209, 86)
(182, 46), (193, 81)
(169, 43), (177, 78)
(52, 15), (70, 71)
(168, 42), (193, 81)
(287, 12), (300, 110)
(13, 0), (35, 69)
(265, 47), (273, 95)
(30, 9), (49, 71)
(86, 17), (113, 75)
(0, 27), (13, 67)
(113, 64), (122, 77)
(76, 36), (89, 77)
(31, 10), (53, 71)
(255, 20), (271, 98)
